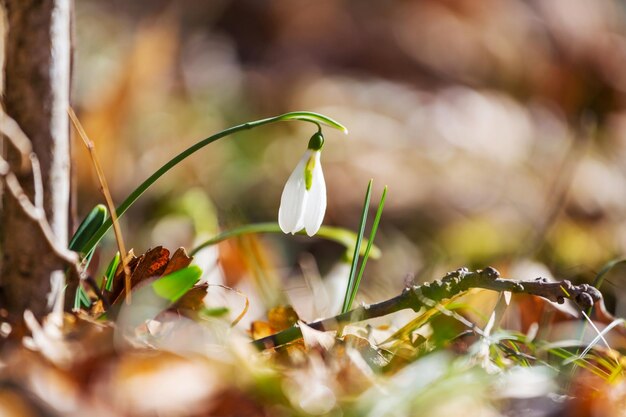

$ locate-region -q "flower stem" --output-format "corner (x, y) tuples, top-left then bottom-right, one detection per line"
(76, 112), (347, 257)
(189, 222), (380, 259)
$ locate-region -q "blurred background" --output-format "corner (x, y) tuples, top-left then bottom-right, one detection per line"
(73, 0), (626, 319)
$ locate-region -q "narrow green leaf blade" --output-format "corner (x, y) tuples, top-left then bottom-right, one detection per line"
(278, 111), (348, 134)
(189, 222), (380, 259)
(348, 186), (387, 310)
(74, 285), (91, 310)
(69, 204), (107, 254)
(342, 179), (373, 314)
(103, 252), (121, 292)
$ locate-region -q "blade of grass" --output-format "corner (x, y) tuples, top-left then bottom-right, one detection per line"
(68, 204), (107, 308)
(102, 252), (120, 292)
(548, 347), (610, 379)
(73, 287), (82, 310)
(68, 204), (107, 254)
(347, 185), (387, 311)
(564, 317), (625, 366)
(341, 180), (373, 314)
(73, 282), (91, 310)
(570, 309), (621, 381)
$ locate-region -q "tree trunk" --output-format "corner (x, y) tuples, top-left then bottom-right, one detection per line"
(0, 0), (72, 319)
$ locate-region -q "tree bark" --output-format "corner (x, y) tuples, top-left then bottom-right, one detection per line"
(0, 0), (72, 318)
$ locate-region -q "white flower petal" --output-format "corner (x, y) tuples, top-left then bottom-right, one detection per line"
(303, 151), (326, 236)
(279, 151), (310, 234)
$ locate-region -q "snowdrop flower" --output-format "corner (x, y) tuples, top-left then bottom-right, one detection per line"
(279, 132), (326, 236)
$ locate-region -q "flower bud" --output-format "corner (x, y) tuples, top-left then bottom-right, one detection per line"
(307, 132), (324, 151)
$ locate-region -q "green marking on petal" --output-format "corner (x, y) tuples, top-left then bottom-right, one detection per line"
(304, 153), (316, 190)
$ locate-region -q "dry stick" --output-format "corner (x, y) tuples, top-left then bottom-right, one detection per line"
(0, 157), (78, 268)
(0, 110), (78, 268)
(252, 267), (603, 350)
(0, 107), (33, 173)
(68, 108), (132, 304)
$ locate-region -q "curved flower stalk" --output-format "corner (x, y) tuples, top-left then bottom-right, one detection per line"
(279, 132), (327, 236)
(73, 111), (347, 258)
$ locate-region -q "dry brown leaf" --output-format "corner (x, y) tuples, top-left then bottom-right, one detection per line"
(110, 247), (170, 304)
(511, 294), (577, 335)
(173, 284), (208, 313)
(162, 247), (193, 276)
(129, 246), (170, 287)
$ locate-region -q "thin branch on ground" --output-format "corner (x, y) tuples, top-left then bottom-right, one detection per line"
(252, 267), (603, 350)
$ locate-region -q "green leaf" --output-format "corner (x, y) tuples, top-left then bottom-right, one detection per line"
(69, 204), (107, 254)
(277, 111), (348, 134)
(348, 185), (387, 310)
(113, 266), (202, 329)
(201, 306), (230, 318)
(73, 283), (91, 310)
(103, 252), (120, 292)
(70, 206), (107, 306)
(189, 223), (380, 259)
(151, 265), (202, 302)
(342, 180), (373, 314)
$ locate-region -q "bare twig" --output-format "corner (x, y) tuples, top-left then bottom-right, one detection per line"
(0, 107), (33, 173)
(30, 153), (44, 211)
(0, 155), (78, 268)
(252, 267), (603, 350)
(68, 107), (132, 304)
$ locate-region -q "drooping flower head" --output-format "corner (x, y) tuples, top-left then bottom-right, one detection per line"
(279, 131), (326, 236)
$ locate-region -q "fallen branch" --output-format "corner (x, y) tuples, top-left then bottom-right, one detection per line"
(252, 267), (603, 350)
